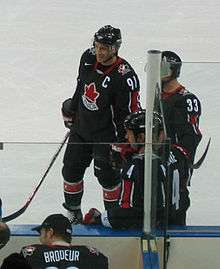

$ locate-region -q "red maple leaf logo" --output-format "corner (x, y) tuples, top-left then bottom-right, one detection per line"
(84, 83), (99, 102)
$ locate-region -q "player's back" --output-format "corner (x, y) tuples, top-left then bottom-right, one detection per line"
(21, 244), (108, 269)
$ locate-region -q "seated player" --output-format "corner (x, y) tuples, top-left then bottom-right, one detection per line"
(2, 214), (108, 269)
(1, 253), (32, 269)
(83, 110), (165, 229)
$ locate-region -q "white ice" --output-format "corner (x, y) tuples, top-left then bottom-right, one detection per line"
(0, 0), (220, 225)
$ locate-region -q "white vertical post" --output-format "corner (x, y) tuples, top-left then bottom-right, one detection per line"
(143, 50), (161, 234)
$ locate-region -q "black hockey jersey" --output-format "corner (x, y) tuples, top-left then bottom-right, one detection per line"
(162, 86), (202, 161)
(21, 244), (108, 269)
(119, 153), (164, 210)
(70, 48), (141, 142)
(119, 153), (145, 209)
(105, 152), (165, 229)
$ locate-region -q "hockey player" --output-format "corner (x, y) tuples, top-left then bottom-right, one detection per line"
(1, 253), (32, 269)
(83, 110), (165, 229)
(160, 51), (202, 225)
(0, 199), (11, 250)
(0, 221), (10, 250)
(61, 25), (141, 223)
(0, 198), (2, 220)
(3, 214), (108, 269)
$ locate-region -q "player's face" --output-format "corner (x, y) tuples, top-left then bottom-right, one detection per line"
(126, 129), (145, 150)
(125, 129), (136, 144)
(94, 41), (116, 65)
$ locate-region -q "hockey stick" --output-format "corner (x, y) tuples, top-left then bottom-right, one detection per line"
(191, 137), (211, 169)
(2, 131), (70, 223)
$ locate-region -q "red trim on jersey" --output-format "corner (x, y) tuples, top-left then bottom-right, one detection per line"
(172, 144), (190, 159)
(130, 91), (141, 112)
(162, 85), (185, 100)
(94, 57), (123, 76)
(188, 114), (202, 136)
(63, 180), (83, 193)
(120, 180), (133, 208)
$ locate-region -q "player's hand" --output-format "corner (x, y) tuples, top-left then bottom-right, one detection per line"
(62, 115), (74, 129)
(110, 144), (125, 170)
(61, 98), (75, 129)
(110, 143), (137, 170)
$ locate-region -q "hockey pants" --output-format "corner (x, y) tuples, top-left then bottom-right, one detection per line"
(62, 132), (121, 210)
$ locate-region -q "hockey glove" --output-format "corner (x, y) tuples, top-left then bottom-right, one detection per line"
(110, 144), (124, 170)
(83, 208), (101, 225)
(61, 98), (75, 129)
(111, 143), (137, 169)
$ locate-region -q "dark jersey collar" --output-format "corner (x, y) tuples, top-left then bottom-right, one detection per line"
(162, 85), (185, 100)
(93, 57), (123, 76)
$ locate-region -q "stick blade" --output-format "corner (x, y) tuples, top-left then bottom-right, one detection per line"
(192, 137), (211, 169)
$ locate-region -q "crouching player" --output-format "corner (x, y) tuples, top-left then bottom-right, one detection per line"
(83, 110), (165, 229)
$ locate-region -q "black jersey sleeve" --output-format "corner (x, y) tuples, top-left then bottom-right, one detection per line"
(111, 61), (141, 141)
(163, 90), (202, 160)
(175, 92), (202, 159)
(70, 48), (96, 111)
(83, 246), (109, 269)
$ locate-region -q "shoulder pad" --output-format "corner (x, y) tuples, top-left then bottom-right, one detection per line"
(183, 89), (199, 99)
(117, 59), (135, 76)
(82, 48), (96, 61)
(89, 47), (96, 55)
(87, 246), (101, 256)
(80, 48), (96, 69)
(21, 245), (37, 257)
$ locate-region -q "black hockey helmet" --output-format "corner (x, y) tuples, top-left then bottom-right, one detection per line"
(124, 110), (162, 135)
(161, 51), (182, 79)
(94, 25), (122, 50)
(124, 110), (145, 135)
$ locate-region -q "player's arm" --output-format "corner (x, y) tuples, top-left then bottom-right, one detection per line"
(177, 93), (202, 159)
(112, 67), (141, 141)
(62, 49), (95, 128)
(92, 252), (109, 269)
(70, 49), (95, 109)
(85, 247), (109, 269)
(20, 244), (38, 265)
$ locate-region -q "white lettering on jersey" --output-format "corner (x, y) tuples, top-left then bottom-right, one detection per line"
(44, 250), (80, 263)
(102, 76), (110, 88)
(126, 165), (135, 178)
(126, 75), (138, 90)
(45, 266), (79, 269)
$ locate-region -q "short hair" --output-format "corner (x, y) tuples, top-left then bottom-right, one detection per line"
(44, 227), (72, 244)
(0, 253), (32, 269)
(32, 214), (72, 244)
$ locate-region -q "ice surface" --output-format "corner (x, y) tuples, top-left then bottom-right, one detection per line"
(0, 0), (220, 225)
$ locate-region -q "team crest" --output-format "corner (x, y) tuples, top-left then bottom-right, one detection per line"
(21, 245), (36, 257)
(118, 63), (131, 75)
(82, 82), (100, 111)
(88, 246), (100, 256)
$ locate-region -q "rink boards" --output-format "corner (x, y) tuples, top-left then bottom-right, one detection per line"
(1, 225), (220, 269)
